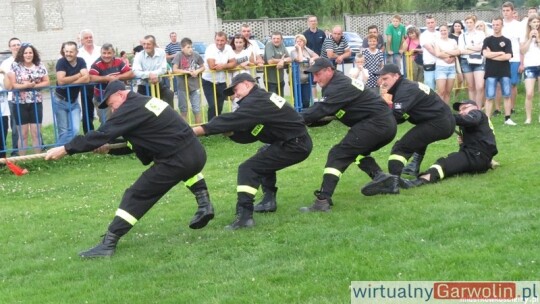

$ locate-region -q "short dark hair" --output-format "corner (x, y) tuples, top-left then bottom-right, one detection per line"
(367, 25), (378, 31)
(180, 37), (192, 48)
(8, 37), (20, 48)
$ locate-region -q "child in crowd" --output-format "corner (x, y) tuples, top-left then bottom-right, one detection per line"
(348, 53), (369, 86)
(172, 38), (205, 124)
(361, 34), (384, 95)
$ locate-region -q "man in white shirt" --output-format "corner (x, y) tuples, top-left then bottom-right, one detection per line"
(78, 29), (101, 133)
(0, 37), (21, 155)
(502, 1), (525, 112)
(132, 35), (174, 108)
(201, 31), (236, 121)
(420, 15), (440, 90)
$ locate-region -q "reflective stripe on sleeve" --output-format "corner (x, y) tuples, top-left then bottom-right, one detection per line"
(354, 154), (365, 165)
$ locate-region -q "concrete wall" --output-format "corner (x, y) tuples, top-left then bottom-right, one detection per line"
(0, 0), (219, 63)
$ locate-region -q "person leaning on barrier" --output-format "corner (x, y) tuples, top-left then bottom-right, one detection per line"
(45, 80), (215, 258)
(192, 73), (312, 229)
(404, 100), (498, 188)
(54, 41), (89, 144)
(132, 35), (174, 108)
(298, 58), (397, 212)
(360, 64), (455, 196)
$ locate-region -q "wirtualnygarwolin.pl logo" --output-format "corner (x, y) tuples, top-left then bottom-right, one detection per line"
(350, 281), (539, 303)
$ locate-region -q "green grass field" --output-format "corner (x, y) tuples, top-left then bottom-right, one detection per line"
(1, 103), (539, 303)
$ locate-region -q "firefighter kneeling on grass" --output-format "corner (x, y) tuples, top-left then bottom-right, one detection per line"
(46, 80), (215, 258)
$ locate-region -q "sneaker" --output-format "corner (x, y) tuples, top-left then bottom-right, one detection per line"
(493, 110), (501, 116)
(361, 173), (399, 196)
(504, 118), (517, 126)
(525, 119), (531, 125)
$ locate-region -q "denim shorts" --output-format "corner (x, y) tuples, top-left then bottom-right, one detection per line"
(524, 66), (540, 79)
(510, 62), (521, 85)
(435, 65), (456, 80)
(485, 77), (511, 99)
(460, 58), (485, 73)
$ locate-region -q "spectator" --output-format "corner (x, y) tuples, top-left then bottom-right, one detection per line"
(520, 15), (540, 124)
(458, 15), (486, 108)
(54, 41), (89, 144)
(321, 25), (352, 66)
(230, 34), (255, 77)
(240, 24), (264, 67)
(201, 32), (235, 121)
(482, 17), (515, 125)
(385, 15), (407, 70)
(290, 34), (319, 109)
(450, 20), (465, 95)
(78, 29), (101, 134)
(7, 43), (50, 155)
(502, 1), (525, 113)
(132, 35), (174, 108)
(165, 32), (181, 64)
(90, 43), (135, 125)
(263, 31), (291, 96)
(420, 15), (440, 90)
(348, 53), (369, 85)
(303, 15), (326, 56)
(403, 27), (423, 82)
(172, 37), (205, 124)
(434, 25), (460, 104)
(362, 34), (385, 95)
(120, 51), (130, 67)
(0, 37), (21, 156)
(363, 25), (385, 52)
(0, 65), (11, 159)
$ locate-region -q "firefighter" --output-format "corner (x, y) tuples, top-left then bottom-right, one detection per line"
(192, 73), (312, 229)
(299, 58), (397, 212)
(46, 80), (215, 258)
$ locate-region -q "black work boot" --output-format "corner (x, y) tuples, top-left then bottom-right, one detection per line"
(189, 190), (215, 229)
(299, 191), (332, 212)
(79, 231), (120, 258)
(361, 173), (399, 196)
(254, 189), (277, 213)
(225, 204), (255, 230)
(402, 152), (424, 177)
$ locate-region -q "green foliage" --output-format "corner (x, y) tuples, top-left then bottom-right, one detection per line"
(0, 102), (539, 302)
(221, 0), (323, 19)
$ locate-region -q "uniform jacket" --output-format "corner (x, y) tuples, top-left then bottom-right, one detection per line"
(66, 92), (197, 165)
(388, 77), (452, 124)
(202, 86), (308, 144)
(301, 70), (393, 127)
(455, 109), (498, 157)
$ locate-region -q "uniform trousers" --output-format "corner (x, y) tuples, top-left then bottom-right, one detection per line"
(319, 113), (397, 199)
(237, 134), (312, 209)
(108, 138), (207, 236)
(389, 114), (455, 176)
(425, 148), (492, 182)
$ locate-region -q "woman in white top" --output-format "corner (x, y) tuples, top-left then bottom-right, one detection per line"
(434, 25), (460, 104)
(458, 15), (486, 108)
(520, 15), (540, 124)
(229, 34), (255, 77)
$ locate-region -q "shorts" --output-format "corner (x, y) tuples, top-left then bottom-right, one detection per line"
(460, 58), (485, 73)
(435, 65), (456, 80)
(12, 102), (43, 125)
(485, 77), (511, 99)
(524, 66), (540, 79)
(509, 62), (521, 85)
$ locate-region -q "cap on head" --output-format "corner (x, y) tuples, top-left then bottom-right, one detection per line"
(223, 73), (256, 96)
(373, 64), (401, 76)
(304, 58), (335, 74)
(99, 80), (126, 109)
(452, 99), (477, 111)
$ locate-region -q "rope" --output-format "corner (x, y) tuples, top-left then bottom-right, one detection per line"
(0, 142), (128, 164)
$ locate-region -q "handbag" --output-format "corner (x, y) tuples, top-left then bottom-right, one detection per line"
(423, 64), (435, 71)
(467, 53), (483, 65)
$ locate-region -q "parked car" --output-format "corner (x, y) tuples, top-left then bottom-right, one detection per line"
(343, 31), (363, 62)
(192, 41), (207, 57)
(282, 35), (296, 54)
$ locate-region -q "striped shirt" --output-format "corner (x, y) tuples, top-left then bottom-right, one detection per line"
(321, 37), (349, 59)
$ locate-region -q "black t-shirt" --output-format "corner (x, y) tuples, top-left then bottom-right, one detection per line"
(482, 35), (512, 78)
